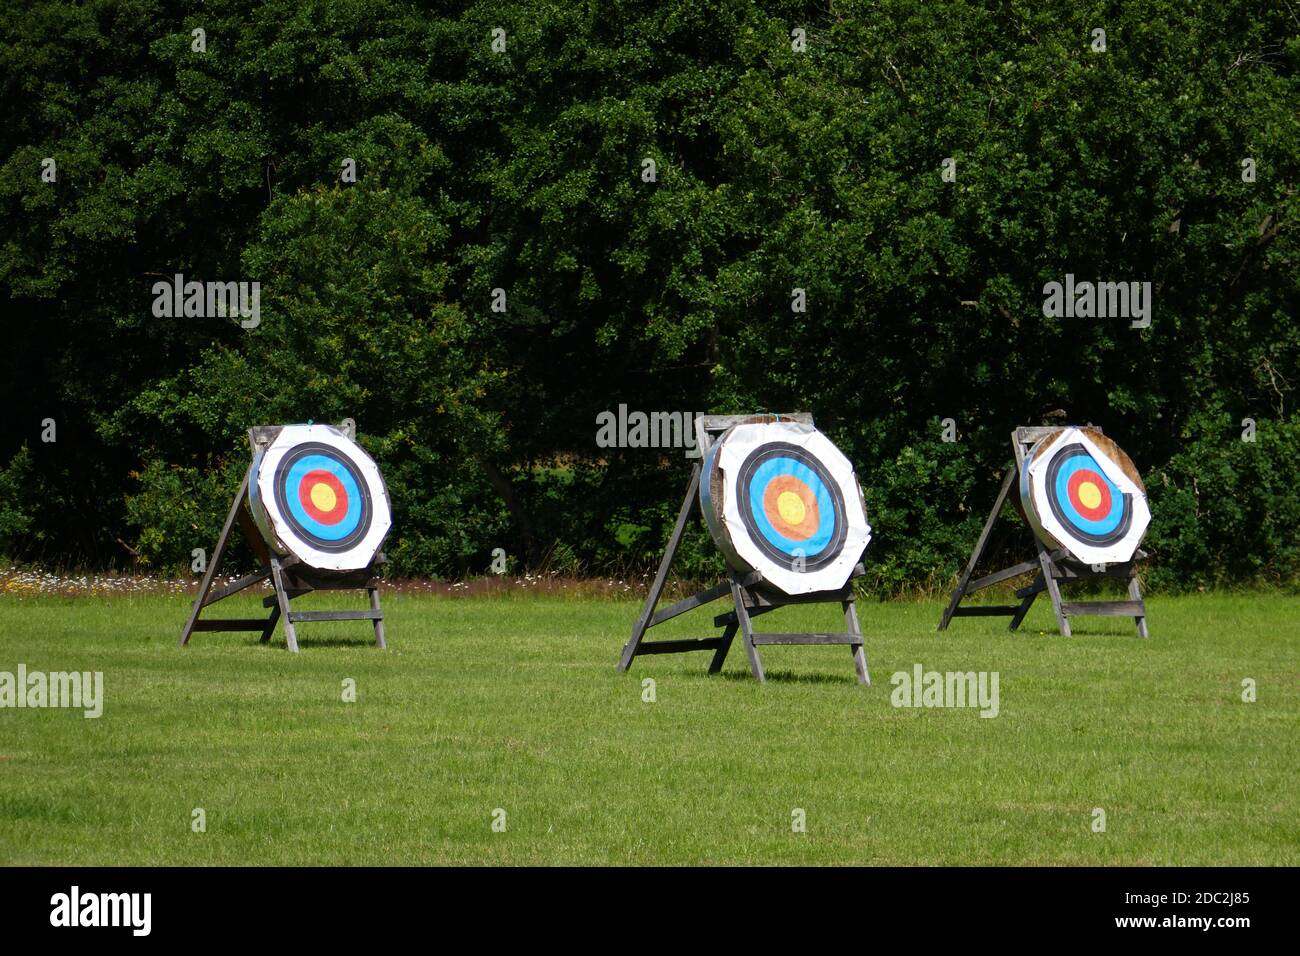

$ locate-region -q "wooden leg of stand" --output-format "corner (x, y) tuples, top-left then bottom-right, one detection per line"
(259, 605), (280, 644)
(180, 473), (250, 647)
(708, 622), (737, 674)
(730, 577), (765, 683)
(619, 465), (701, 672)
(844, 596), (870, 685)
(1129, 576), (1149, 638)
(1036, 541), (1071, 636)
(1009, 573), (1041, 631)
(271, 559), (299, 652)
(370, 587), (386, 648)
(939, 467), (1015, 631)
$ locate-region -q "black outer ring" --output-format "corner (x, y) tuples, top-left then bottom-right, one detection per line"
(735, 442), (847, 572)
(1043, 443), (1132, 547)
(272, 441), (374, 554)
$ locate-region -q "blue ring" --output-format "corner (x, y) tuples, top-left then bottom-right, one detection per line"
(746, 457), (836, 557)
(1052, 453), (1123, 535)
(283, 454), (363, 541)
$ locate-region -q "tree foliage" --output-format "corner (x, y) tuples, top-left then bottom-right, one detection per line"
(1, 1), (1296, 590)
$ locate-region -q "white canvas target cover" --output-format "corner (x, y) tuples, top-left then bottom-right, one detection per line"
(247, 424), (392, 572)
(1019, 426), (1150, 565)
(699, 421), (871, 595)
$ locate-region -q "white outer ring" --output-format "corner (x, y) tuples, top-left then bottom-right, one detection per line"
(703, 422), (871, 595)
(248, 424), (392, 572)
(1021, 427), (1150, 565)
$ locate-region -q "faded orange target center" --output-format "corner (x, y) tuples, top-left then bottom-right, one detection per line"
(762, 475), (820, 540)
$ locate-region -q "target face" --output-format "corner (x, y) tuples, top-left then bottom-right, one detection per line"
(274, 442), (372, 552)
(248, 424), (391, 571)
(700, 422), (870, 595)
(737, 443), (847, 571)
(1020, 427), (1150, 565)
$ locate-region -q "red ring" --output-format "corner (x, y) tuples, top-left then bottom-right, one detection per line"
(298, 470), (348, 524)
(1067, 469), (1111, 522)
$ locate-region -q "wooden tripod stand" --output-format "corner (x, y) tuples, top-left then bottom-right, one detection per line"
(937, 426), (1148, 637)
(179, 426), (387, 652)
(618, 413), (870, 684)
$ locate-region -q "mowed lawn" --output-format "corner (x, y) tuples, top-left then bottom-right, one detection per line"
(0, 589), (1295, 865)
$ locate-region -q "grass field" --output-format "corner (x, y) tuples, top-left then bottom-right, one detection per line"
(0, 588), (1296, 865)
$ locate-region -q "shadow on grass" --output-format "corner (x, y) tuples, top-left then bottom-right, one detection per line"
(712, 669), (860, 687)
(1008, 621), (1146, 638)
(249, 636), (385, 650)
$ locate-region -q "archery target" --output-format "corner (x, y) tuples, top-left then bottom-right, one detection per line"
(700, 421), (871, 595)
(247, 424), (392, 572)
(1019, 427), (1150, 565)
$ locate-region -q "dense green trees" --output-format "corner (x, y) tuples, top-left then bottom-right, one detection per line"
(2, 1), (1296, 590)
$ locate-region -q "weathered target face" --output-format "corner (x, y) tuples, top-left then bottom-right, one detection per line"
(737, 443), (847, 571)
(248, 424), (391, 571)
(700, 422), (871, 595)
(1020, 427), (1150, 565)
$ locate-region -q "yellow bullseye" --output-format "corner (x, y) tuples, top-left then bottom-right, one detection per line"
(1077, 481), (1102, 510)
(310, 482), (338, 512)
(776, 491), (806, 526)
